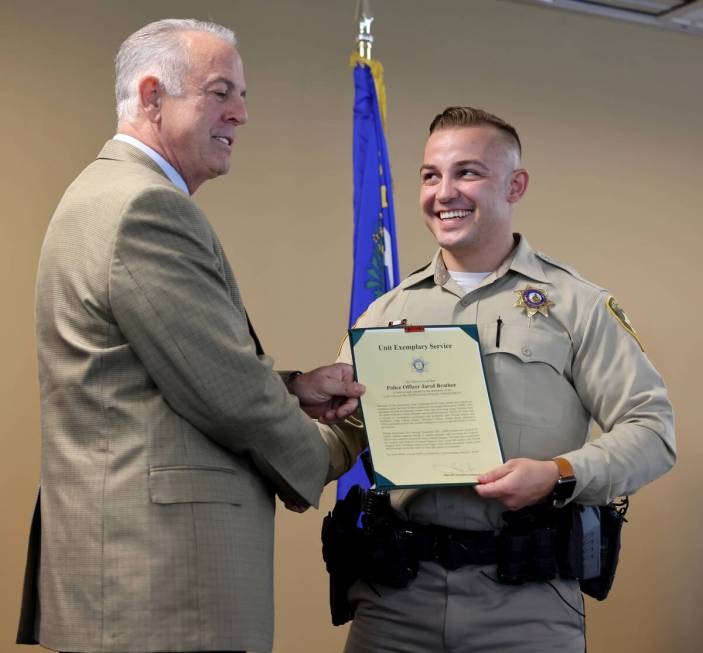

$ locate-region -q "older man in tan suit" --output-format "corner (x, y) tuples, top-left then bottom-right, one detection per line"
(17, 19), (364, 653)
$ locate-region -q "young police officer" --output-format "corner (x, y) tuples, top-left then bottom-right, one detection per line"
(335, 107), (675, 652)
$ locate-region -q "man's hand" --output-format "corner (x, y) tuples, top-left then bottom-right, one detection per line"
(287, 363), (365, 424)
(278, 494), (310, 513)
(473, 458), (560, 511)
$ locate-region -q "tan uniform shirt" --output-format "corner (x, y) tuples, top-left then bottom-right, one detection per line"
(336, 235), (675, 530)
(320, 422), (366, 483)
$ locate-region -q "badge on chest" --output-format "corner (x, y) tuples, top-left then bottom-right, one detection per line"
(514, 286), (555, 318)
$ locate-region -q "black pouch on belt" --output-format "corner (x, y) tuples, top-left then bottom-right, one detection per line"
(497, 503), (558, 584)
(579, 498), (628, 600)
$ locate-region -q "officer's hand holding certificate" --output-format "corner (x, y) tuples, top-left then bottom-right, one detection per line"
(350, 324), (504, 489)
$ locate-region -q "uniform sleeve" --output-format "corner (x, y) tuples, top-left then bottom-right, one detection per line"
(317, 421), (366, 482)
(563, 291), (675, 504)
(313, 312), (374, 482)
(109, 186), (329, 506)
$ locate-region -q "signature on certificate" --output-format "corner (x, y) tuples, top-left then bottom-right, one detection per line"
(433, 461), (476, 476)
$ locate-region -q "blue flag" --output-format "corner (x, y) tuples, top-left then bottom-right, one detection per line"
(338, 55), (400, 500)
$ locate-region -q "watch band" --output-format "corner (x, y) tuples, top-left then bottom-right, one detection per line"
(552, 456), (576, 504)
(553, 456), (575, 480)
(284, 370), (303, 389)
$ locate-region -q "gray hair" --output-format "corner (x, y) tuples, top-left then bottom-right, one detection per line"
(115, 18), (237, 124)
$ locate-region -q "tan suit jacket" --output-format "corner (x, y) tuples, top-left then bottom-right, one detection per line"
(18, 140), (336, 653)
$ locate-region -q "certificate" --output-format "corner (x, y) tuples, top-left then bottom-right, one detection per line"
(349, 324), (503, 489)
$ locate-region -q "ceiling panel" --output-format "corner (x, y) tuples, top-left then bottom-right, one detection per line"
(509, 0), (703, 35)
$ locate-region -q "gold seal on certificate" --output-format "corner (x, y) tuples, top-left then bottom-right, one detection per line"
(349, 324), (504, 489)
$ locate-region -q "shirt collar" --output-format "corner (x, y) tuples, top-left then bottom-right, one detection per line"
(500, 234), (550, 284)
(413, 234), (551, 291)
(113, 134), (189, 195)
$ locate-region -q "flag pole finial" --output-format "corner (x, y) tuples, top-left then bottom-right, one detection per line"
(355, 0), (374, 60)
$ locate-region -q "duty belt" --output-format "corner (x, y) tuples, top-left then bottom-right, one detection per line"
(398, 521), (498, 570)
(321, 485), (628, 626)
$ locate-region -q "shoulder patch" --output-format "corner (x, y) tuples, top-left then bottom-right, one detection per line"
(606, 295), (644, 352)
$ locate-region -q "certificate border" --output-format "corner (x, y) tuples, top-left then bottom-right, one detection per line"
(348, 324), (505, 490)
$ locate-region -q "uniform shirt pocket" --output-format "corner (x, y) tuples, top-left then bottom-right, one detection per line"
(149, 465), (240, 505)
(480, 324), (579, 453)
(481, 322), (570, 375)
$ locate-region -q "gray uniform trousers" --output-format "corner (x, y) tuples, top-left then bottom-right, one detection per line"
(344, 561), (585, 653)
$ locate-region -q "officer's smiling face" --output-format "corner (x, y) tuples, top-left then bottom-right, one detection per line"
(419, 125), (528, 271)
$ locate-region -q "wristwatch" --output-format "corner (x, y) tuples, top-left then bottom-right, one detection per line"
(284, 370), (303, 390)
(552, 457), (576, 504)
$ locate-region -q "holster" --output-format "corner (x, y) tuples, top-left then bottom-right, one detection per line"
(321, 485), (365, 626)
(321, 486), (419, 625)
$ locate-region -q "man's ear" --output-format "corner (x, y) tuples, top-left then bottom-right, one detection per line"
(138, 76), (162, 123)
(507, 168), (529, 204)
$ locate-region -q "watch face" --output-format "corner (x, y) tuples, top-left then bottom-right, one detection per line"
(553, 477), (577, 501)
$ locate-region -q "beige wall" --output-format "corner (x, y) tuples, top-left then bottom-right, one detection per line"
(1, 0), (700, 651)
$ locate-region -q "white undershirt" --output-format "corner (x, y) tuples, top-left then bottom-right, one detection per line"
(113, 133), (190, 195)
(448, 270), (492, 294)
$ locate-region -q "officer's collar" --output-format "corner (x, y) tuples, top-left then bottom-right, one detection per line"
(420, 234), (550, 289)
(498, 234), (551, 284)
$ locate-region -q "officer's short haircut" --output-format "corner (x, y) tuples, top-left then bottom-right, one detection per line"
(429, 106), (522, 158)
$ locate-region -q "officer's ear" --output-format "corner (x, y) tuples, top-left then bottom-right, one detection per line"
(507, 168), (529, 204)
(138, 76), (163, 124)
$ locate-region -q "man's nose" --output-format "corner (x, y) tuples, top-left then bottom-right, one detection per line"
(435, 177), (458, 203)
(227, 96), (248, 125)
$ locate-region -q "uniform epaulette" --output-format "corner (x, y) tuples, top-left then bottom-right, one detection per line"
(535, 251), (604, 292)
(407, 261), (433, 277)
(397, 261), (434, 289)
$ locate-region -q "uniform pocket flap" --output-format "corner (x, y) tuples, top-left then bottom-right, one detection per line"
(481, 324), (571, 375)
(149, 465), (240, 505)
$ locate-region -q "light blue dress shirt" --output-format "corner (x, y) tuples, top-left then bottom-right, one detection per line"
(113, 133), (189, 195)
